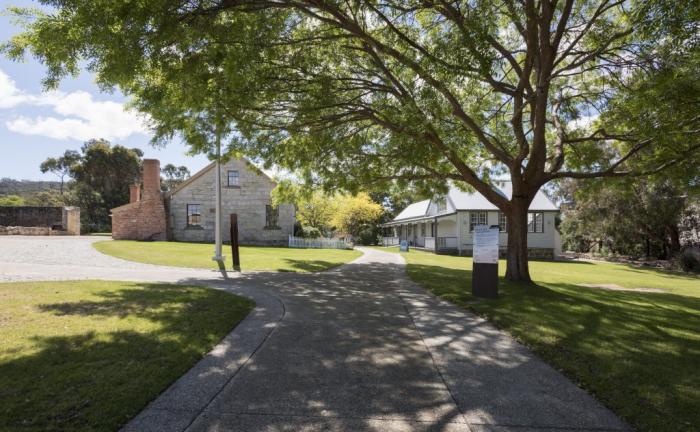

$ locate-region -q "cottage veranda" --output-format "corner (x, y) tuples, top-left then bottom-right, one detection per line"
(382, 181), (561, 259)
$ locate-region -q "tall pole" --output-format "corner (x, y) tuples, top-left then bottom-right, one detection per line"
(213, 131), (224, 263)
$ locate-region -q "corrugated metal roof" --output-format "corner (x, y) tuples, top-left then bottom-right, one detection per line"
(448, 181), (558, 211)
(392, 181), (558, 222)
(393, 199), (430, 221)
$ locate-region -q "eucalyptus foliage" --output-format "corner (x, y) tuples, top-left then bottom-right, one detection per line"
(6, 0), (698, 280)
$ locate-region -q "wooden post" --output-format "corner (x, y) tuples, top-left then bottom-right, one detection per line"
(230, 214), (240, 270)
(434, 217), (438, 254)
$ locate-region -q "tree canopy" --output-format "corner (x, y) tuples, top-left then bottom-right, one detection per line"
(161, 164), (191, 191)
(39, 140), (144, 231)
(7, 0), (699, 280)
(39, 150), (81, 194)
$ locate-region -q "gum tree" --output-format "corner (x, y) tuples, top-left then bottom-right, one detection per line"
(6, 0), (698, 281)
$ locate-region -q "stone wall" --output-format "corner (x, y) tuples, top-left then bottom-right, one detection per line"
(0, 206), (80, 235)
(169, 159), (295, 245)
(0, 206), (63, 228)
(63, 207), (81, 235)
(111, 159), (167, 241)
(0, 226), (52, 236)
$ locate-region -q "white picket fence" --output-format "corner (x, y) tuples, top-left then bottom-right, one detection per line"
(382, 236), (400, 246)
(288, 235), (353, 250)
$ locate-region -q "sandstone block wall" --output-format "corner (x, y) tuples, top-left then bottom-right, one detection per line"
(169, 159), (295, 245)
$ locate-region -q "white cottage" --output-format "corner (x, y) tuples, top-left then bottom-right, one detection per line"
(382, 181), (561, 259)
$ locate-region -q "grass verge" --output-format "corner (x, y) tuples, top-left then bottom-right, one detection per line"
(393, 249), (699, 432)
(0, 280), (254, 431)
(93, 240), (362, 272)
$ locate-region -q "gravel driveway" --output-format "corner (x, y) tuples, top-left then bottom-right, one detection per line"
(0, 236), (220, 282)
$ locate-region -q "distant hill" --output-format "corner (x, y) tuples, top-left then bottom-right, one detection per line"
(0, 178), (62, 196)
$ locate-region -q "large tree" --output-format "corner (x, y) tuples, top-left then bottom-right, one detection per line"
(6, 0), (699, 280)
(559, 178), (690, 258)
(161, 164), (191, 192)
(39, 150), (80, 194)
(40, 139), (144, 231)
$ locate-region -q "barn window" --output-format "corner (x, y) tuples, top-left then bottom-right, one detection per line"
(265, 205), (279, 229)
(187, 204), (202, 226)
(227, 170), (240, 187)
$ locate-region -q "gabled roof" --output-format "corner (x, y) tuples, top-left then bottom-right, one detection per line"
(390, 181), (558, 223)
(448, 181), (558, 211)
(168, 157), (274, 197)
(168, 162), (216, 197)
(393, 199), (431, 221)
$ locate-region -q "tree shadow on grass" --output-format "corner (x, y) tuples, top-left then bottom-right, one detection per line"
(0, 283), (253, 432)
(280, 258), (347, 272)
(404, 261), (700, 431)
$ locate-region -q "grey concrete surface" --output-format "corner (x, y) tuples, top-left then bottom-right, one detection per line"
(0, 238), (629, 431)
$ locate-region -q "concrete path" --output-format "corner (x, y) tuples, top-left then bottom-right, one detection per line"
(0, 238), (629, 431)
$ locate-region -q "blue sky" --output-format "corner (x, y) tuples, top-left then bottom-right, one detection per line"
(0, 0), (211, 181)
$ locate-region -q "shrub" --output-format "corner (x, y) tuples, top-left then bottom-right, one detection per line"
(297, 225), (322, 239)
(356, 226), (380, 245)
(679, 250), (700, 273)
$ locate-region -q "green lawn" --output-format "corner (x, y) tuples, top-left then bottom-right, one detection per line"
(394, 249), (699, 432)
(0, 280), (254, 431)
(93, 240), (362, 272)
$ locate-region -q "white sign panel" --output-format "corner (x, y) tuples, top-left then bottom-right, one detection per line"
(473, 225), (499, 264)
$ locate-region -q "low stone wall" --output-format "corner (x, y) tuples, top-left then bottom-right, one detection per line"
(0, 206), (80, 236)
(0, 226), (80, 236)
(0, 226), (51, 235)
(0, 206), (63, 228)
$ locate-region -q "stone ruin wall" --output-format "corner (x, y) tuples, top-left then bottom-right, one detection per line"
(0, 206), (80, 235)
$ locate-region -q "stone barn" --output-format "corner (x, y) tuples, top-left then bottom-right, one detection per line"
(110, 158), (295, 245)
(167, 158), (295, 245)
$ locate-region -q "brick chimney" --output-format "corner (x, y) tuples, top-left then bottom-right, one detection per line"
(129, 184), (141, 203)
(142, 159), (161, 200)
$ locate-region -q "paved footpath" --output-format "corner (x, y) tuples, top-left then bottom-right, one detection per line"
(0, 237), (629, 431)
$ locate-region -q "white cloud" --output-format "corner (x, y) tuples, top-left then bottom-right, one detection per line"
(1, 68), (150, 141)
(0, 69), (32, 109)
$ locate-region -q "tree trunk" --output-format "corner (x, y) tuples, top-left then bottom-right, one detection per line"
(505, 199), (531, 282)
(645, 237), (651, 259)
(668, 225), (681, 255)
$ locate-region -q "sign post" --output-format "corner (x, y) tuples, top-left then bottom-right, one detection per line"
(230, 214), (240, 271)
(472, 225), (499, 298)
(399, 239), (409, 252)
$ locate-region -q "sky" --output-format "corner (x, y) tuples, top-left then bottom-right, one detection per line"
(0, 0), (211, 181)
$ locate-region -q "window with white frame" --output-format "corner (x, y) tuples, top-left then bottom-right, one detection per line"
(528, 212), (544, 233)
(227, 170), (240, 187)
(499, 212), (507, 232)
(187, 204), (202, 226)
(421, 223), (426, 237)
(470, 211), (487, 232)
